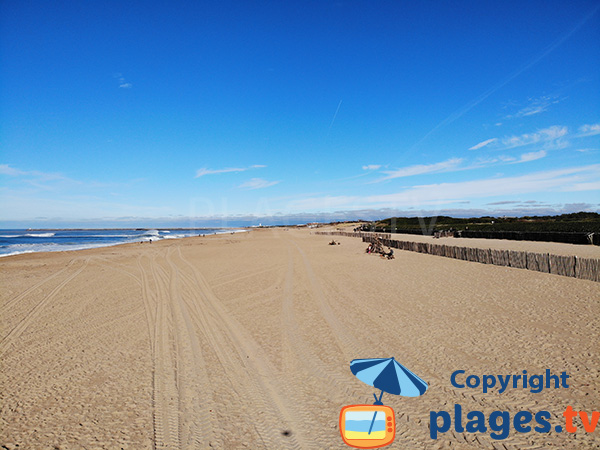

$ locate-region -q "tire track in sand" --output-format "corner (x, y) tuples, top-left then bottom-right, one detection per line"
(135, 254), (157, 354)
(144, 252), (181, 450)
(0, 258), (89, 357)
(280, 245), (359, 398)
(0, 259), (79, 315)
(164, 248), (215, 449)
(172, 246), (315, 450)
(291, 241), (363, 361)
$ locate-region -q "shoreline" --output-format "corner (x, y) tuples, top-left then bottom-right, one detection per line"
(2, 227), (250, 231)
(0, 228), (249, 259)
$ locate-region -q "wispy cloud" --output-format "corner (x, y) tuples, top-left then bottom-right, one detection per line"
(504, 95), (562, 119)
(238, 178), (279, 190)
(578, 123), (600, 137)
(287, 165), (600, 212)
(469, 138), (497, 151)
(501, 125), (568, 149)
(362, 165), (382, 170)
(0, 164), (69, 182)
(375, 158), (463, 182)
(369, 165), (600, 207)
(487, 200), (520, 205)
(402, 4), (600, 151)
(470, 125), (569, 152)
(0, 164), (144, 194)
(114, 73), (132, 88)
(328, 100), (343, 131)
(0, 164), (24, 176)
(499, 155), (516, 162)
(518, 150), (547, 162)
(487, 200), (548, 206)
(195, 164), (265, 178)
(286, 195), (360, 212)
(562, 181), (600, 192)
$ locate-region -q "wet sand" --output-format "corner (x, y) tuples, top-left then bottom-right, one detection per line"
(1, 228), (599, 449)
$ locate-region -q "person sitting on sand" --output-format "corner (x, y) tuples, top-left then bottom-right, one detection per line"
(381, 247), (394, 259)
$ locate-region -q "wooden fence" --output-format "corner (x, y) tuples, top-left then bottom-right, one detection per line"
(315, 231), (391, 239)
(313, 231), (599, 282)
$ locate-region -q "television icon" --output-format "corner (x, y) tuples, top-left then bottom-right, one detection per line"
(339, 404), (395, 449)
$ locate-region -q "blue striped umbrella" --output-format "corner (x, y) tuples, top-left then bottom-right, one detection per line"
(350, 357), (428, 434)
(350, 357), (428, 399)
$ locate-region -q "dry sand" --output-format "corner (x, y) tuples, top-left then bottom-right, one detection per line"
(1, 228), (599, 449)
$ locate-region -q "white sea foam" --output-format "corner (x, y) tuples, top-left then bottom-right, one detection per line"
(0, 232), (56, 238)
(0, 241), (117, 257)
(162, 234), (188, 239)
(0, 228), (240, 257)
(215, 229), (248, 235)
(85, 234), (132, 238)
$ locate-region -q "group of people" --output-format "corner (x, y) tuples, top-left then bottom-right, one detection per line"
(365, 238), (394, 259)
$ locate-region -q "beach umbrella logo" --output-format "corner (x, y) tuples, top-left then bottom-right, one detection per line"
(340, 357), (428, 449)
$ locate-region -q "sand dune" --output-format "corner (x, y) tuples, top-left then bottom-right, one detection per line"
(1, 229), (599, 449)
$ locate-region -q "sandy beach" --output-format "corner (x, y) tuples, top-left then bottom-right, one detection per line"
(1, 228), (599, 449)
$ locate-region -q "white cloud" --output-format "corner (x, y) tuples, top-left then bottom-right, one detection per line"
(375, 158), (463, 182)
(0, 164), (68, 182)
(362, 165), (382, 170)
(517, 105), (546, 117)
(505, 95), (561, 119)
(469, 138), (497, 150)
(286, 195), (359, 212)
(285, 165), (600, 211)
(518, 150), (547, 162)
(195, 164), (266, 178)
(501, 125), (568, 149)
(468, 125), (573, 153)
(578, 123), (600, 137)
(562, 181), (600, 191)
(114, 73), (132, 88)
(0, 164), (25, 176)
(502, 125), (569, 148)
(196, 167), (246, 177)
(238, 178), (279, 190)
(366, 165), (600, 206)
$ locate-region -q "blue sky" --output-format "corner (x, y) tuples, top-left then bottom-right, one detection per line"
(1, 0), (599, 227)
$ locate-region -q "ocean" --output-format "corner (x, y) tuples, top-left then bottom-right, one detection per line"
(0, 228), (246, 257)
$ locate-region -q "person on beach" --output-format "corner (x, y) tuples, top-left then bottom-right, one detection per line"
(381, 247), (394, 259)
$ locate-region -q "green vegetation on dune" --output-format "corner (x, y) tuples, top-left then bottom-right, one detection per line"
(368, 212), (600, 234)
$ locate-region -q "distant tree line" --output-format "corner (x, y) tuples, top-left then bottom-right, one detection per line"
(358, 212), (600, 245)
